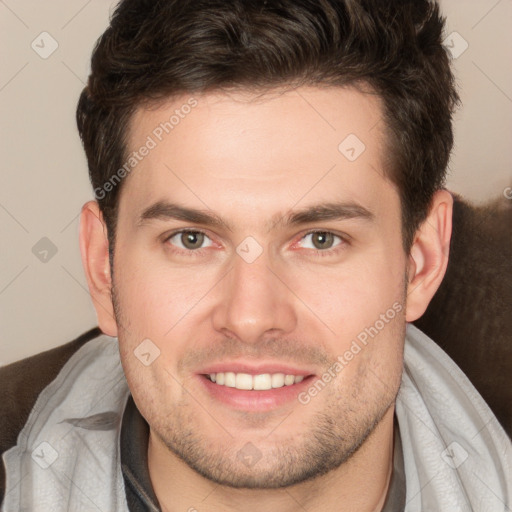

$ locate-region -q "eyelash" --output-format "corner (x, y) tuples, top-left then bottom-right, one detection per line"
(163, 229), (349, 258)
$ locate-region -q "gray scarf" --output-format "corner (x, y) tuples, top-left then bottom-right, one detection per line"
(2, 325), (511, 511)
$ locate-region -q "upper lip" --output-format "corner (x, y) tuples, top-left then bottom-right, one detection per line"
(197, 361), (316, 376)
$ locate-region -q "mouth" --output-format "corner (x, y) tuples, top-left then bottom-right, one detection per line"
(204, 372), (306, 390)
(197, 369), (316, 411)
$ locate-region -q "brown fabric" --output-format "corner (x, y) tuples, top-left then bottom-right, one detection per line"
(0, 327), (102, 500)
(414, 194), (512, 435)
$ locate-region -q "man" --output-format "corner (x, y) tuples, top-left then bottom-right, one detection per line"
(2, 0), (511, 511)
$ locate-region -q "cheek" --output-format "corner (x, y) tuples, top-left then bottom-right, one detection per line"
(288, 243), (407, 390)
(116, 314), (187, 424)
(120, 357), (177, 429)
(113, 249), (216, 339)
(290, 247), (406, 338)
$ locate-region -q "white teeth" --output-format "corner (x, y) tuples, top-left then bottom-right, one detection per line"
(207, 372), (306, 390)
(284, 374), (295, 386)
(253, 373), (272, 390)
(224, 372), (236, 387)
(271, 373), (285, 388)
(235, 373), (253, 390)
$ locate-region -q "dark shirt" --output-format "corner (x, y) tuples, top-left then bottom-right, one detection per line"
(120, 395), (406, 511)
(121, 395), (161, 511)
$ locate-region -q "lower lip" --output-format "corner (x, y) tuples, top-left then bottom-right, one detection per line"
(197, 374), (315, 411)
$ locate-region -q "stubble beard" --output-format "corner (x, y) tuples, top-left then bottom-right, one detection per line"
(111, 274), (406, 490)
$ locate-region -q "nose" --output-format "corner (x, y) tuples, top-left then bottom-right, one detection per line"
(211, 249), (298, 345)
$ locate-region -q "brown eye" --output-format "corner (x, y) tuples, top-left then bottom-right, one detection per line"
(311, 232), (335, 249)
(181, 231), (204, 249)
(298, 231), (343, 251)
(167, 230), (212, 251)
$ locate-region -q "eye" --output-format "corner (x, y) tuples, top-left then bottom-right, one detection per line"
(297, 231), (344, 251)
(166, 230), (213, 251)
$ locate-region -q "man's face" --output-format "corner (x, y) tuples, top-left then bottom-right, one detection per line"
(112, 86), (408, 488)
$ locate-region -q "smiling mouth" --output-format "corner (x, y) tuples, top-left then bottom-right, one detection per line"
(204, 372), (311, 391)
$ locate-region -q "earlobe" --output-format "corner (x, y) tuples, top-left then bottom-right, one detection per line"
(79, 201), (118, 336)
(405, 190), (453, 322)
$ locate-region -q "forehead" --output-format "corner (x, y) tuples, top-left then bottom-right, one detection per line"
(119, 86), (397, 229)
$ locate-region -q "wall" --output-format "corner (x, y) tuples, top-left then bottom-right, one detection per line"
(1, 0), (511, 364)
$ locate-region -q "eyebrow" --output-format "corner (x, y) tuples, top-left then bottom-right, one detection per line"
(137, 200), (374, 232)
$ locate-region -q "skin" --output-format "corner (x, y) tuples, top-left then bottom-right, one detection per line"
(80, 85), (452, 511)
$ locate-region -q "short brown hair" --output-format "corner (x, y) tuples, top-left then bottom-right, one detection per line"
(76, 0), (459, 253)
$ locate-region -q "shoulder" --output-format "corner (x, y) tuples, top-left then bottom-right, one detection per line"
(0, 328), (102, 459)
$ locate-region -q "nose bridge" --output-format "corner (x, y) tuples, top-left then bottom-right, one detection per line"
(211, 248), (297, 343)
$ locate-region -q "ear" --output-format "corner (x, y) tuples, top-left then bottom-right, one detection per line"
(405, 189), (453, 322)
(79, 200), (118, 337)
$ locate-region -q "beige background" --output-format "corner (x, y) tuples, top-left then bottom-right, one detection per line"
(1, 0), (511, 365)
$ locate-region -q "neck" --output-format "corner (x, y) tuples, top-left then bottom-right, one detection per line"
(148, 406), (396, 512)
